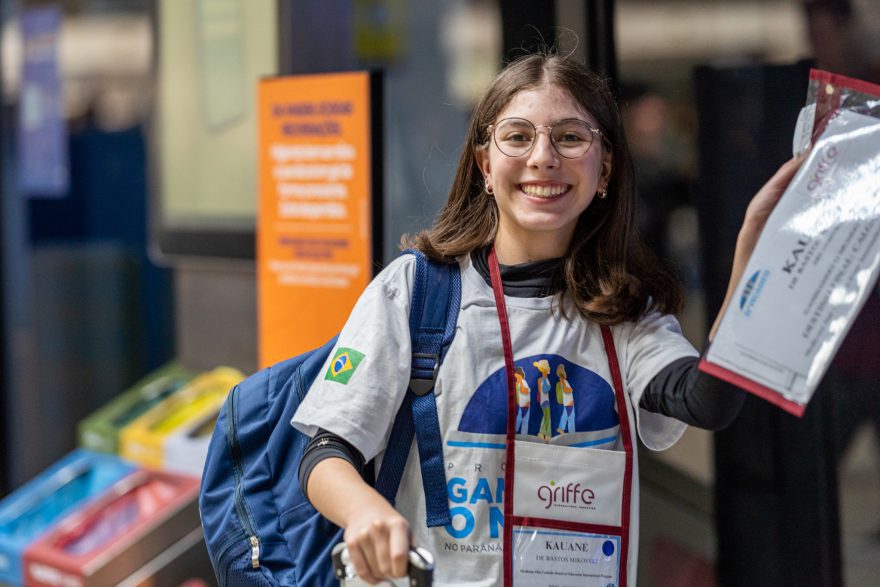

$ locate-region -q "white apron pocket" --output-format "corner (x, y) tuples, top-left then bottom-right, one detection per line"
(511, 439), (625, 527)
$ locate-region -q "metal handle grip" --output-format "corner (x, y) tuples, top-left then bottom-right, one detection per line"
(331, 542), (433, 587)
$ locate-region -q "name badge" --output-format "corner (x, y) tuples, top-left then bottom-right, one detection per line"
(513, 526), (620, 586)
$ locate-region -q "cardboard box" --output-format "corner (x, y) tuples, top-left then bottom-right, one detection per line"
(119, 367), (243, 468)
(78, 363), (196, 455)
(162, 407), (220, 477)
(0, 450), (135, 586)
(22, 470), (201, 587)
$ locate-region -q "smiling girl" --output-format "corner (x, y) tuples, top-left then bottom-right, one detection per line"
(292, 53), (804, 586)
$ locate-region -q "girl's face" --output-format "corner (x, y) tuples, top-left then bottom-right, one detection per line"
(477, 84), (612, 263)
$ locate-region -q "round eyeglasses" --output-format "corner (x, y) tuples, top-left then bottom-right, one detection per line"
(487, 117), (605, 159)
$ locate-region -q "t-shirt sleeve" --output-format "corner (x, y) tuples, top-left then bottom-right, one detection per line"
(291, 256), (415, 462)
(623, 310), (699, 451)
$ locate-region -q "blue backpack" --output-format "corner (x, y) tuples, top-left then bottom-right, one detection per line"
(199, 251), (460, 586)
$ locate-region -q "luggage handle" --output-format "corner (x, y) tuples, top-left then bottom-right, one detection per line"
(331, 542), (433, 587)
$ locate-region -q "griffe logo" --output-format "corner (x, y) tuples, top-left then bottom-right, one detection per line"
(537, 480), (595, 509)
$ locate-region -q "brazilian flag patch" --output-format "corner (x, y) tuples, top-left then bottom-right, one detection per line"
(325, 347), (365, 384)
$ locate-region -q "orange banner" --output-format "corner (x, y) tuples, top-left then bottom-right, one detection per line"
(257, 72), (377, 367)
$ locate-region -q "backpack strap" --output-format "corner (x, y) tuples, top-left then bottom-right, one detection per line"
(374, 250), (459, 527)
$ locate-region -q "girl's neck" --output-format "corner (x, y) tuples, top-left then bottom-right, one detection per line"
(470, 246), (562, 299)
(493, 229), (570, 265)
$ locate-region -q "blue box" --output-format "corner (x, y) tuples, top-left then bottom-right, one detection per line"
(0, 449), (135, 585)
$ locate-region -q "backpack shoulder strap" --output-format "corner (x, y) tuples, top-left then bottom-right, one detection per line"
(374, 250), (460, 527)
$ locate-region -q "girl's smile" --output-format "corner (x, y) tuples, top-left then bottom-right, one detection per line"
(518, 182), (571, 198)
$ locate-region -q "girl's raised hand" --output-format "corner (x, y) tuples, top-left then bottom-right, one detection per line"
(710, 153), (808, 340)
(737, 153), (808, 260)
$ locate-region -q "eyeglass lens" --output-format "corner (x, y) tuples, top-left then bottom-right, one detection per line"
(492, 117), (597, 158)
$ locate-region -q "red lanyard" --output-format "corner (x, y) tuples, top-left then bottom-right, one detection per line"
(487, 246), (634, 587)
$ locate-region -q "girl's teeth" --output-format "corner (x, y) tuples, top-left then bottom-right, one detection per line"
(522, 185), (565, 197)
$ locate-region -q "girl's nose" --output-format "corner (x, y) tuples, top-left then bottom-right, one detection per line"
(526, 130), (560, 167)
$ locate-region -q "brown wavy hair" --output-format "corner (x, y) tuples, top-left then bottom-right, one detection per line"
(404, 53), (683, 324)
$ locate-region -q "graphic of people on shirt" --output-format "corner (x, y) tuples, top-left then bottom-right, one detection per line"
(555, 363), (575, 434)
(457, 353), (619, 444)
(514, 366), (531, 435)
(533, 359), (552, 441)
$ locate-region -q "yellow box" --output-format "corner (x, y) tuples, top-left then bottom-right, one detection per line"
(119, 367), (244, 468)
(163, 406), (221, 476)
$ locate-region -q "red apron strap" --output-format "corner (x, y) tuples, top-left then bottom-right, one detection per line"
(600, 325), (634, 587)
(488, 247), (518, 587)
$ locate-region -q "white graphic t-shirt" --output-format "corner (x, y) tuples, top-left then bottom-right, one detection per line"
(292, 254), (698, 586)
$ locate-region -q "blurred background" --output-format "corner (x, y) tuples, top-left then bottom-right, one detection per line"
(0, 0), (878, 585)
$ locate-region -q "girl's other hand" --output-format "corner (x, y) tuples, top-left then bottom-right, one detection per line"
(344, 505), (412, 584)
(306, 457), (412, 585)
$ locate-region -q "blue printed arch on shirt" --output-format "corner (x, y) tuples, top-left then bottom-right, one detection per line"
(457, 354), (618, 436)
